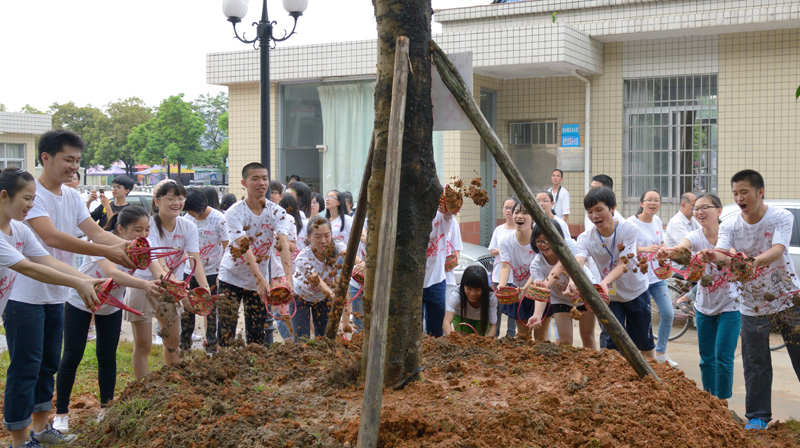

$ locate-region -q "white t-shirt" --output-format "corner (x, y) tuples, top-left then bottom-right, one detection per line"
(0, 221), (46, 315)
(489, 224), (515, 283)
(330, 214), (353, 245)
(292, 242), (346, 303)
(135, 216), (199, 281)
(184, 208), (228, 276)
(10, 181), (90, 305)
(716, 206), (800, 316)
(423, 211), (453, 288)
(575, 217), (648, 302)
(548, 186), (571, 219)
(219, 200), (290, 291)
(629, 215), (665, 285)
(67, 256), (134, 315)
(553, 216), (571, 241)
(271, 213), (299, 280)
(529, 238), (593, 306)
(584, 209), (623, 233)
(665, 211), (700, 247)
(498, 231), (535, 286)
(349, 239), (368, 290)
(445, 217), (463, 286)
(446, 288), (498, 324)
(684, 228), (739, 316)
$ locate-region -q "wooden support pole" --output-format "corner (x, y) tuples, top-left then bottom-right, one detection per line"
(356, 36), (410, 448)
(325, 132), (376, 339)
(430, 40), (659, 382)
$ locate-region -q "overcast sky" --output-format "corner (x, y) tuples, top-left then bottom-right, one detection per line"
(0, 0), (488, 112)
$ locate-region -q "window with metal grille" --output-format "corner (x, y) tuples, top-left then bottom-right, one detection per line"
(0, 143), (26, 170)
(509, 120), (557, 147)
(622, 75), (718, 216)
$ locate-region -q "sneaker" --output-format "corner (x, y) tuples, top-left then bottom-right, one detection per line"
(745, 418), (769, 430)
(191, 332), (202, 342)
(53, 415), (69, 433)
(87, 333), (96, 341)
(31, 423), (77, 444)
(13, 439), (45, 448)
(654, 352), (679, 368)
(97, 408), (107, 423)
(153, 335), (163, 346)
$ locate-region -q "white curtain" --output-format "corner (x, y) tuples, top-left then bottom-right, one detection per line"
(318, 81), (444, 198)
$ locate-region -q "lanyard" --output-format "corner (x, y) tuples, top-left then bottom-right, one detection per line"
(597, 221), (618, 272)
(551, 186), (561, 205)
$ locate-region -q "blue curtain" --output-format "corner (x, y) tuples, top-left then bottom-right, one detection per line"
(317, 81), (443, 198)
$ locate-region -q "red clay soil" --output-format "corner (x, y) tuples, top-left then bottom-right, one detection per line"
(29, 335), (800, 447)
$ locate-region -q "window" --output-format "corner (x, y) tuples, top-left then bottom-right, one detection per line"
(0, 143), (26, 169)
(509, 120), (557, 146)
(622, 76), (717, 215)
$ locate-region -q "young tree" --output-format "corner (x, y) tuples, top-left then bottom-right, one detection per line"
(192, 92), (228, 151)
(48, 102), (107, 168)
(0, 103), (6, 112)
(18, 104), (46, 115)
(360, 0), (440, 386)
(94, 97), (153, 176)
(128, 94), (205, 177)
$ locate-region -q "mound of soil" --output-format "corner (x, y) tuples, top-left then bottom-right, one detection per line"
(73, 335), (798, 447)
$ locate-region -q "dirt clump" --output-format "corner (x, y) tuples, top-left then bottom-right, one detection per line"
(71, 335), (800, 448)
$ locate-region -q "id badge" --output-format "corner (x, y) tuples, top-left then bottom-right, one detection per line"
(608, 283), (617, 296)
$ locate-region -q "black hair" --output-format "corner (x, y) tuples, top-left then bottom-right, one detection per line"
(279, 193), (303, 235)
(583, 186), (616, 211)
(531, 219), (565, 254)
(552, 169), (564, 177)
(242, 162), (267, 179)
(635, 189), (661, 216)
(536, 190), (554, 202)
(202, 187), (220, 210)
(288, 174), (301, 183)
(591, 174), (614, 190)
(288, 181), (312, 217)
(511, 200), (528, 216)
(184, 188), (208, 214)
(38, 130), (85, 164)
(325, 190), (348, 230)
(220, 193), (237, 211)
(458, 265), (491, 336)
(269, 180), (284, 199)
(306, 215), (332, 236)
(106, 204), (149, 233)
(111, 175), (134, 193)
(0, 167), (35, 199)
(151, 180), (187, 238)
(730, 169), (765, 198)
(695, 193), (723, 223)
(341, 191), (354, 210)
(311, 192), (325, 215)
(74, 172), (80, 181)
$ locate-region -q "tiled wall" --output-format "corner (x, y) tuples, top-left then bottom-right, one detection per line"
(227, 82), (279, 197)
(623, 36), (719, 78)
(718, 29), (800, 200)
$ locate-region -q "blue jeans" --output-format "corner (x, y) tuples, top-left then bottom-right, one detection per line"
(695, 309), (741, 399)
(290, 298), (330, 342)
(607, 291), (655, 352)
(648, 280), (674, 353)
(422, 280), (447, 337)
(2, 300), (64, 431)
(349, 284), (364, 332)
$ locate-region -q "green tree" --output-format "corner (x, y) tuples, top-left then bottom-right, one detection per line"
(48, 102), (107, 167)
(0, 103), (7, 112)
(95, 97), (153, 176)
(201, 111), (229, 171)
(192, 92), (228, 151)
(128, 94), (205, 177)
(19, 104), (46, 114)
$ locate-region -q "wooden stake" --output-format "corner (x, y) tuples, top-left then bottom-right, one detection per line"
(356, 36), (410, 448)
(325, 131), (376, 339)
(430, 39), (659, 382)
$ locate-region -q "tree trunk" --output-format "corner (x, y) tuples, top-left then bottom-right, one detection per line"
(360, 0), (439, 386)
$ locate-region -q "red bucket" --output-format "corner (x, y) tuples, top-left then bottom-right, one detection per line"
(160, 257), (195, 303)
(94, 278), (143, 316)
(125, 237), (182, 270)
(524, 284), (551, 303)
(495, 286), (520, 305)
(444, 254), (458, 272)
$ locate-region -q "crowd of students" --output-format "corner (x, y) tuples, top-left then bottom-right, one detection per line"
(1, 129), (798, 446)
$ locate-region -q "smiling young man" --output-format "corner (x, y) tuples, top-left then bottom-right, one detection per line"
(707, 169), (800, 431)
(4, 130), (133, 447)
(217, 162), (293, 346)
(555, 187), (655, 357)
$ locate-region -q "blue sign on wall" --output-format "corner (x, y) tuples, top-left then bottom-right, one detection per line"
(561, 124), (580, 147)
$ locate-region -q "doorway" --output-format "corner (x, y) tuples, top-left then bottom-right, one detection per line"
(280, 84), (323, 192)
(479, 89), (497, 246)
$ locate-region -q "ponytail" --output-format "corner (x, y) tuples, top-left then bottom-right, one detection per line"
(106, 205), (150, 233)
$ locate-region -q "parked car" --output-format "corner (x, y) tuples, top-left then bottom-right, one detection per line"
(720, 200), (800, 269)
(453, 242), (494, 285)
(81, 190), (154, 215)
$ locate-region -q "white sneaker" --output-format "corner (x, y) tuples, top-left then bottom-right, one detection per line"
(655, 352), (679, 368)
(53, 415), (69, 433)
(191, 332), (202, 342)
(97, 408), (107, 423)
(153, 335), (163, 346)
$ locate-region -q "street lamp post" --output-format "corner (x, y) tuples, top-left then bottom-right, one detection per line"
(223, 0), (308, 176)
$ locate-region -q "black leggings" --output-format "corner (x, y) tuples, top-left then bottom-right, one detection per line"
(56, 303), (122, 413)
(216, 280), (273, 347)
